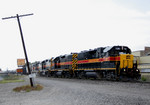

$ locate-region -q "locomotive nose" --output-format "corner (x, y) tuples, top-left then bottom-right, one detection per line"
(120, 54), (133, 69)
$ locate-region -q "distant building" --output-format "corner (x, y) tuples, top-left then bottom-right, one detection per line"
(132, 47), (150, 73)
(132, 47), (150, 56)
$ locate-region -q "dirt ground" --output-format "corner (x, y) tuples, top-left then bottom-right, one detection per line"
(0, 76), (150, 105)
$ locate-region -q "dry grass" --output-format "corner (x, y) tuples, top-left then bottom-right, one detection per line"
(3, 74), (22, 80)
(0, 74), (24, 84)
(13, 84), (43, 92)
(0, 79), (24, 84)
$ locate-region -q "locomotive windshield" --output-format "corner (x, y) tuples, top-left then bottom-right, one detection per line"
(116, 46), (131, 54)
(104, 46), (131, 56)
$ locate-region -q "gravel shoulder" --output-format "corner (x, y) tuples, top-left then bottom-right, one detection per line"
(0, 76), (150, 105)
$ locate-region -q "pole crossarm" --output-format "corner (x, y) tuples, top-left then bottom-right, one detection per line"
(2, 13), (33, 20)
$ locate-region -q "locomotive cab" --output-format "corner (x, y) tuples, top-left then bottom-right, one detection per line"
(112, 46), (141, 79)
(105, 46), (141, 80)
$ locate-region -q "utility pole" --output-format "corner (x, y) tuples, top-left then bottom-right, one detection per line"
(2, 13), (35, 87)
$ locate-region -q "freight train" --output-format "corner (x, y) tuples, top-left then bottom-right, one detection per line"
(31, 46), (141, 81)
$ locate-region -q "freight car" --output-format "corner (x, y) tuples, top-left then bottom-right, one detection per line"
(39, 46), (141, 80)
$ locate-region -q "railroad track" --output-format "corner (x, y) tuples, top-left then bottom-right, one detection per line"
(37, 75), (150, 85)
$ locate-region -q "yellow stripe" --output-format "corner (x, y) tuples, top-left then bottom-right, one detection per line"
(51, 68), (116, 72)
(74, 68), (116, 71)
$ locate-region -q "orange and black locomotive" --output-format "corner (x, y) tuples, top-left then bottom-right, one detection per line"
(31, 46), (141, 80)
(39, 46), (140, 80)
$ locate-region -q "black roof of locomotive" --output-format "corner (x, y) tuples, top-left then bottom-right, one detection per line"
(53, 45), (131, 60)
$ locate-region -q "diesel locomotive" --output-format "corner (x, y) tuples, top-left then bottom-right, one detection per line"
(33, 46), (141, 80)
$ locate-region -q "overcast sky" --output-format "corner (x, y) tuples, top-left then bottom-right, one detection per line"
(0, 0), (150, 70)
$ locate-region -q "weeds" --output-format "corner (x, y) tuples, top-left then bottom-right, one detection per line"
(3, 74), (22, 80)
(141, 76), (147, 81)
(0, 79), (24, 83)
(13, 84), (43, 92)
(0, 74), (24, 84)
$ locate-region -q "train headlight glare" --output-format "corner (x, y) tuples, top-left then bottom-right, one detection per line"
(124, 69), (126, 72)
(136, 69), (139, 72)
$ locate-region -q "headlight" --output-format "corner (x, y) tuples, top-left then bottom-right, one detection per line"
(124, 69), (126, 72)
(136, 69), (139, 72)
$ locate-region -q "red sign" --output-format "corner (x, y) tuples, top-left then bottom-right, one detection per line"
(17, 69), (23, 73)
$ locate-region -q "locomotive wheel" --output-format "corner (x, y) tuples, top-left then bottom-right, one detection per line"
(53, 73), (58, 78)
(106, 72), (116, 81)
(64, 72), (67, 78)
(121, 76), (129, 82)
(63, 72), (71, 78)
(106, 72), (111, 80)
(61, 72), (65, 78)
(46, 73), (50, 77)
(67, 73), (72, 78)
(78, 72), (85, 79)
(96, 72), (102, 79)
(135, 75), (141, 80)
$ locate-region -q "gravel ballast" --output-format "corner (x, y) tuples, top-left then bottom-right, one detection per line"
(0, 76), (150, 105)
